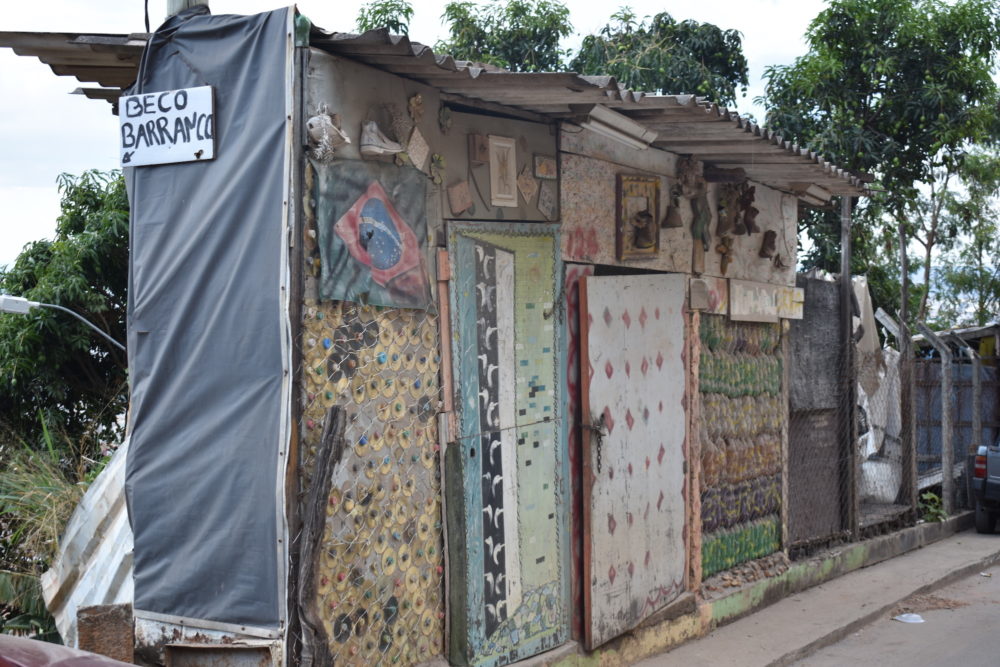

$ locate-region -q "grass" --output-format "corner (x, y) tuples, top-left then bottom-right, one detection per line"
(0, 417), (109, 641)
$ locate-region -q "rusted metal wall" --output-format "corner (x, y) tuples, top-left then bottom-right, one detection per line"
(42, 443), (133, 649)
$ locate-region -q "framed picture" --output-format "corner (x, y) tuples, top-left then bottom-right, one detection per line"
(533, 154), (558, 180)
(489, 135), (518, 207)
(616, 174), (660, 260)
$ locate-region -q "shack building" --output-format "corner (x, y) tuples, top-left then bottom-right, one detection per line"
(1, 6), (866, 665)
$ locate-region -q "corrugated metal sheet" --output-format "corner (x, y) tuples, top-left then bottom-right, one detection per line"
(41, 441), (134, 648)
(0, 25), (866, 195)
(309, 28), (868, 195)
(0, 31), (145, 93)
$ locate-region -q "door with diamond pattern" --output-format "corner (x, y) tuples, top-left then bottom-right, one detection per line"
(579, 274), (688, 649)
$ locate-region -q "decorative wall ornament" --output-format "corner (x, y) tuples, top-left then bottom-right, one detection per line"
(408, 93), (424, 123)
(407, 126), (430, 172)
(676, 156), (711, 251)
(488, 135), (518, 207)
(759, 230), (777, 258)
(662, 181), (684, 228)
(616, 174), (660, 260)
(691, 193), (712, 252)
(360, 120), (404, 159)
(448, 180), (473, 215)
(306, 105), (350, 164)
(538, 180), (558, 220)
(429, 153), (446, 185)
(717, 183), (740, 236)
(715, 235), (734, 275)
(533, 155), (558, 180)
(676, 156), (703, 198)
(517, 164), (539, 205)
(311, 160), (432, 309)
(734, 183), (758, 235)
(438, 104), (452, 135)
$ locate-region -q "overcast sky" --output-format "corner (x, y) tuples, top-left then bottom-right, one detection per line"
(0, 0), (827, 269)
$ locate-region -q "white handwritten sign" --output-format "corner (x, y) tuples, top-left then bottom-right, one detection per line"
(730, 279), (804, 322)
(119, 86), (215, 167)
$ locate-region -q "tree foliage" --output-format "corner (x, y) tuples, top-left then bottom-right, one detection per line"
(356, 0), (414, 35)
(436, 0), (573, 72)
(571, 8), (749, 106)
(0, 170), (129, 452)
(932, 152), (1000, 327)
(761, 0), (1000, 320)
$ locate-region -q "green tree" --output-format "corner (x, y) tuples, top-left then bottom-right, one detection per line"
(0, 170), (129, 453)
(436, 0), (573, 72)
(356, 0), (413, 35)
(761, 0), (1000, 321)
(571, 8), (749, 106)
(932, 152), (1000, 327)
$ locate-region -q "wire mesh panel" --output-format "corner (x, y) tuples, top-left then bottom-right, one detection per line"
(300, 301), (446, 666)
(699, 315), (783, 578)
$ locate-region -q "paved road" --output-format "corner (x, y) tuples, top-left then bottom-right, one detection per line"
(793, 563), (1000, 667)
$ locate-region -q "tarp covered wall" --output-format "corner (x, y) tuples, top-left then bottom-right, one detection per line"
(124, 6), (291, 629)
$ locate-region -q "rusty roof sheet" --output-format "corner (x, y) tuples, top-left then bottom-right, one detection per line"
(311, 28), (867, 196)
(0, 31), (146, 88)
(0, 26), (867, 196)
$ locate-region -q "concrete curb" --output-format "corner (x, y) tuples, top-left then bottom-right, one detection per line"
(708, 512), (974, 629)
(771, 524), (1000, 666)
(543, 512), (985, 667)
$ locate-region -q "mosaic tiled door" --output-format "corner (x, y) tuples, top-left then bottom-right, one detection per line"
(446, 222), (570, 667)
(579, 274), (688, 649)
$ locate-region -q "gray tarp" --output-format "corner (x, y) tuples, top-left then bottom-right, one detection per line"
(125, 6), (290, 629)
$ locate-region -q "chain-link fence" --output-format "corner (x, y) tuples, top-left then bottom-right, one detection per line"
(786, 275), (1000, 559)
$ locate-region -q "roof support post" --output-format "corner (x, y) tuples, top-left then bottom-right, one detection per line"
(840, 196), (859, 538)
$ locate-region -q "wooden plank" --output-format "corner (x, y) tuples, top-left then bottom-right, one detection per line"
(562, 263), (595, 641)
(581, 274), (688, 649)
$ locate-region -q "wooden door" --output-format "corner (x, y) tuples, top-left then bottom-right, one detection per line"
(446, 222), (570, 666)
(580, 274), (688, 649)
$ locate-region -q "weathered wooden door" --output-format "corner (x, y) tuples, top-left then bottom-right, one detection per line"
(446, 222), (570, 666)
(579, 274), (688, 649)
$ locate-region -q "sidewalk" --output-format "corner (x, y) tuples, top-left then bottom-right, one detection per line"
(636, 529), (1000, 667)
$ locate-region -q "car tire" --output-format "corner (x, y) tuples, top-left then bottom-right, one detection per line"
(975, 500), (995, 534)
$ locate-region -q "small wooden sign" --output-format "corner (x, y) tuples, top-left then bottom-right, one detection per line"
(616, 174), (659, 260)
(730, 279), (804, 322)
(119, 86), (215, 167)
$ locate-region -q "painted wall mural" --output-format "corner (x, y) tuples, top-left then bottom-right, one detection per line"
(300, 301), (445, 666)
(447, 222), (570, 667)
(698, 315), (784, 578)
(311, 160), (432, 309)
(579, 274), (689, 649)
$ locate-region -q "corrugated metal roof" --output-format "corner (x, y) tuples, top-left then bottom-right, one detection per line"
(0, 31), (145, 88)
(0, 26), (868, 196)
(311, 28), (867, 196)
